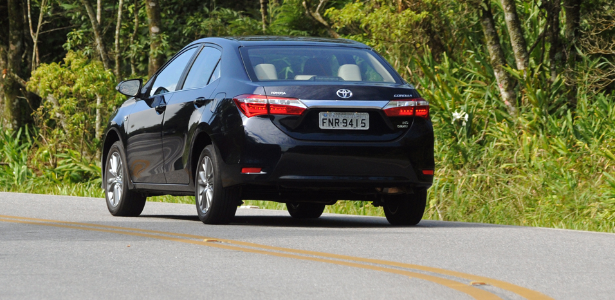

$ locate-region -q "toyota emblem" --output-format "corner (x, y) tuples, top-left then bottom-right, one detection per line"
(336, 89), (353, 99)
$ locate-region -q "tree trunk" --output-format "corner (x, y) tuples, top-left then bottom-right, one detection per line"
(0, 45), (6, 130)
(80, 0), (111, 70)
(397, 0), (404, 12)
(0, 1), (8, 129)
(97, 0), (102, 23)
(260, 0), (268, 34)
(4, 0), (25, 129)
(27, 0), (46, 71)
(302, 0), (340, 39)
(563, 0), (581, 108)
(479, 0), (517, 115)
(130, 0), (139, 76)
(95, 93), (102, 140)
(146, 0), (163, 77)
(546, 0), (562, 81)
(46, 94), (68, 130)
(26, 0), (35, 69)
(114, 0), (124, 79)
(500, 0), (529, 71)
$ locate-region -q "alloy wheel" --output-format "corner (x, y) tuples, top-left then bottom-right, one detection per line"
(107, 152), (123, 207)
(197, 156), (215, 214)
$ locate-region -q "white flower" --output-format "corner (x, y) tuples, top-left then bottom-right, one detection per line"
(451, 111), (468, 126)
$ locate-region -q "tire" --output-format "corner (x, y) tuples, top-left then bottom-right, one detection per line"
(195, 145), (239, 224)
(383, 188), (427, 226)
(105, 141), (146, 216)
(286, 203), (326, 219)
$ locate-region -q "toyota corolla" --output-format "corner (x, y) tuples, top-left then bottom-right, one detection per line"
(102, 36), (434, 225)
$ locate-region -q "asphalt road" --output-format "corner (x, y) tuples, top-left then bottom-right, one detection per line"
(1, 192), (614, 299)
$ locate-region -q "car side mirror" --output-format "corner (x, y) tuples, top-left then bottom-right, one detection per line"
(116, 79), (142, 97)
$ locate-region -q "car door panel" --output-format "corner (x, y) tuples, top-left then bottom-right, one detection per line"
(124, 46), (199, 184)
(125, 94), (171, 183)
(161, 83), (218, 184)
(162, 46), (223, 184)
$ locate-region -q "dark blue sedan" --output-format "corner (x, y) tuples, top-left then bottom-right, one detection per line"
(102, 37), (434, 225)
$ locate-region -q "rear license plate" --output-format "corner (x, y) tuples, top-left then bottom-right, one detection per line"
(319, 112), (369, 130)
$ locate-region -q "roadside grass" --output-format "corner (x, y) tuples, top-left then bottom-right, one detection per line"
(1, 173), (613, 231)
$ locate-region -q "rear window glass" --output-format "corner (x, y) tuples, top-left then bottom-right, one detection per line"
(241, 46), (398, 83)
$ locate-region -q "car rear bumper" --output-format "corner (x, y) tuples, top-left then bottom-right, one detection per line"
(212, 116), (434, 201)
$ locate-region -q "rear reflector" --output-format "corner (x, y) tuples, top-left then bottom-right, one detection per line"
(241, 167), (262, 174)
(383, 98), (429, 118)
(234, 94), (306, 117)
(422, 170), (434, 175)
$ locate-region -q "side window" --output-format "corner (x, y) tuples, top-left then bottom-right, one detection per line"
(149, 47), (198, 97)
(209, 62), (221, 83)
(183, 47), (222, 90)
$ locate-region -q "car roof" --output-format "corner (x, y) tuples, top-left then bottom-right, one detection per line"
(188, 36), (370, 49)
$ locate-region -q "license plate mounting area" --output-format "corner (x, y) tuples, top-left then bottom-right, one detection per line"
(319, 112), (369, 130)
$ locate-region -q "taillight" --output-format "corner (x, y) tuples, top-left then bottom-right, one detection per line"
(233, 94), (268, 117)
(383, 98), (429, 118)
(233, 94), (306, 117)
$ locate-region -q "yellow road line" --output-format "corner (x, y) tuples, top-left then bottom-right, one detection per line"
(0, 217), (499, 300)
(0, 214), (553, 299)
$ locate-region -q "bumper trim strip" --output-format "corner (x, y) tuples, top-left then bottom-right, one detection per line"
(301, 100), (389, 109)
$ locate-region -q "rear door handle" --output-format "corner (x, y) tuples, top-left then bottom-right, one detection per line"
(193, 97), (211, 107)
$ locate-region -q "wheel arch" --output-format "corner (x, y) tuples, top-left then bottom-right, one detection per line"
(101, 128), (122, 188)
(189, 129), (213, 187)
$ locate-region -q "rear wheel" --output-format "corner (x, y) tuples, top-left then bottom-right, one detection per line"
(195, 145), (239, 224)
(105, 141), (146, 216)
(286, 203), (326, 219)
(383, 188), (427, 226)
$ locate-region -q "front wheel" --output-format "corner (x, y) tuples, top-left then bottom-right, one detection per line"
(195, 145), (239, 224)
(286, 203), (326, 219)
(383, 189), (427, 226)
(105, 141), (146, 216)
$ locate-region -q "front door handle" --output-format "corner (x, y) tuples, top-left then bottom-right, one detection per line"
(155, 104), (166, 113)
(193, 97), (211, 107)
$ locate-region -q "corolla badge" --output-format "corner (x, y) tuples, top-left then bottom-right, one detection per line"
(336, 89), (353, 99)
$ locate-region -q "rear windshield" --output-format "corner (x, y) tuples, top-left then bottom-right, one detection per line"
(241, 46), (399, 83)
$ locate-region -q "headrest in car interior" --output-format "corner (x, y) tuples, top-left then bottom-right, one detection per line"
(295, 75), (315, 80)
(338, 64), (362, 81)
(254, 64), (278, 80)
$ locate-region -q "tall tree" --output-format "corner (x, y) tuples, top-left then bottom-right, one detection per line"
(260, 0), (268, 34)
(114, 0), (124, 78)
(130, 0), (139, 76)
(97, 0), (102, 22)
(0, 1), (8, 129)
(546, 0), (562, 81)
(500, 0), (529, 71)
(303, 0), (340, 38)
(80, 0), (111, 70)
(3, 0), (26, 129)
(27, 0), (47, 71)
(146, 0), (163, 77)
(563, 0), (582, 107)
(479, 0), (517, 115)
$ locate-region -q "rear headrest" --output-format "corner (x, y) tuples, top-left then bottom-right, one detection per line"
(254, 64), (278, 80)
(338, 64), (362, 81)
(295, 75), (315, 80)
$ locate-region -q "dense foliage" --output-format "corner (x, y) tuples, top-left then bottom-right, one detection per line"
(1, 0), (614, 230)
